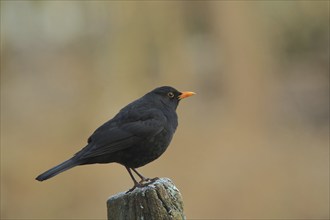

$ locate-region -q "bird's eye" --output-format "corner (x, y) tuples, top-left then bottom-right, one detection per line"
(167, 92), (174, 98)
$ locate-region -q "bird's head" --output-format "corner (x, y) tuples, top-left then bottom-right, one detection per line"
(148, 86), (195, 110)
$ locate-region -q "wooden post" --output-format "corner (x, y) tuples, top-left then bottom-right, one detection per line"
(107, 178), (185, 220)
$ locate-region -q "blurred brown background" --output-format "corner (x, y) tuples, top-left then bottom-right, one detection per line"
(1, 1), (329, 219)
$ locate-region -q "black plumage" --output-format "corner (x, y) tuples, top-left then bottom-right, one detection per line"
(36, 86), (195, 189)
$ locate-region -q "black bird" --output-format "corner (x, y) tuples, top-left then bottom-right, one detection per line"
(36, 86), (195, 190)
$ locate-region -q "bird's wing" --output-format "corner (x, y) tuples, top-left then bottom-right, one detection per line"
(76, 109), (167, 159)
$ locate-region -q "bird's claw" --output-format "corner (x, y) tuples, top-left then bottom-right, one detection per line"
(138, 178), (150, 184)
(126, 177), (159, 194)
(126, 184), (140, 193)
(139, 177), (159, 184)
(148, 177), (159, 183)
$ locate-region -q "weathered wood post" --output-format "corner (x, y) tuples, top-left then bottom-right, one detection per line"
(107, 178), (185, 220)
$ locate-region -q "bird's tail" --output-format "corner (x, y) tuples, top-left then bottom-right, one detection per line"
(36, 159), (77, 181)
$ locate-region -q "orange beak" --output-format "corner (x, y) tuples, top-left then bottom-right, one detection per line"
(178, 91), (196, 100)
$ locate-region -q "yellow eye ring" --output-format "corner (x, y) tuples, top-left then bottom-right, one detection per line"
(167, 92), (174, 98)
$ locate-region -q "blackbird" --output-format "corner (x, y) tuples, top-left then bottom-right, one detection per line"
(36, 86), (195, 190)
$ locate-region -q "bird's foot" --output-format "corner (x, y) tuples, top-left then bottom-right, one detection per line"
(139, 177), (159, 185)
(138, 177), (150, 184)
(126, 177), (160, 193)
(148, 177), (159, 183)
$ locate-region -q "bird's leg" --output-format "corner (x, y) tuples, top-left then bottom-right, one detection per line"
(131, 168), (159, 184)
(125, 167), (160, 193)
(131, 168), (150, 183)
(125, 167), (141, 193)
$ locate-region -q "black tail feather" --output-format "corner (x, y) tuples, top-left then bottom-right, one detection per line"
(36, 159), (77, 181)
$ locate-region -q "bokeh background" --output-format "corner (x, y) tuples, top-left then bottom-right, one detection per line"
(1, 1), (329, 219)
